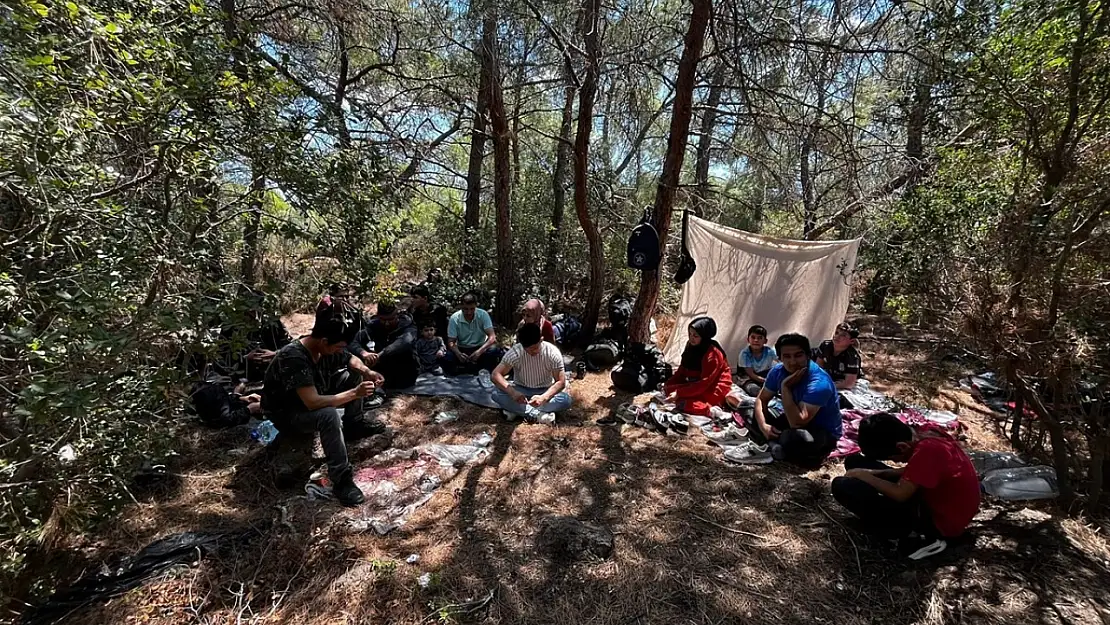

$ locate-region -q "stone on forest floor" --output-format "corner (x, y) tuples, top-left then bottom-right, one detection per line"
(535, 515), (614, 560)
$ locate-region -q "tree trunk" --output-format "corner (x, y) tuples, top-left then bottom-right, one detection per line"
(510, 37), (528, 186)
(694, 69), (724, 215)
(545, 73), (577, 287)
(463, 45), (491, 232)
(240, 170), (266, 286)
(801, 86), (825, 239)
(628, 0), (712, 344)
(573, 0), (605, 339)
(484, 15), (515, 327)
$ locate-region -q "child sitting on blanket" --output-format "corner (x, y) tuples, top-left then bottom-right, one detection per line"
(414, 323), (447, 375)
(738, 324), (777, 397)
(831, 413), (980, 560)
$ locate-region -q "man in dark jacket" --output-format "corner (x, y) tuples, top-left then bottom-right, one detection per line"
(348, 300), (420, 388)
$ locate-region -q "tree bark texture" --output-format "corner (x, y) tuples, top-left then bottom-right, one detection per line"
(484, 15), (515, 327)
(463, 42), (492, 232)
(573, 0), (605, 339)
(694, 70), (724, 215)
(545, 75), (577, 285)
(628, 0), (712, 344)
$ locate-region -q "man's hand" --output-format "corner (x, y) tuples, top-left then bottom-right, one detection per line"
(511, 390), (528, 404)
(243, 393), (262, 404)
(354, 380), (376, 398)
(437, 349), (446, 358)
(845, 468), (873, 480)
(528, 395), (547, 407)
(362, 352), (380, 367)
(782, 368), (805, 389)
(247, 349), (276, 362)
(471, 347), (485, 360)
(361, 369), (385, 386)
(453, 349), (470, 363)
(760, 421), (781, 440)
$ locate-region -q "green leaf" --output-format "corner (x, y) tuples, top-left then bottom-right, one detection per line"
(27, 54), (54, 66)
(104, 22), (121, 34)
(27, 1), (49, 17)
(65, 1), (79, 18)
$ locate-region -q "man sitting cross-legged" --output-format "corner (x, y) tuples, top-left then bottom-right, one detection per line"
(490, 323), (572, 425)
(262, 296), (386, 506)
(750, 333), (843, 468)
(444, 292), (502, 374)
(831, 413), (980, 560)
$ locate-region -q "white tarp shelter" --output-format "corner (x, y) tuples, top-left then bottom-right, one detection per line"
(662, 216), (861, 366)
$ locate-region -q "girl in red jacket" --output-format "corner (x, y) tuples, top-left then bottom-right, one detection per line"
(663, 317), (733, 416)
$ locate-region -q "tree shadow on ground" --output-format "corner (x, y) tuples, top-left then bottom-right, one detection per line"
(48, 385), (1110, 625)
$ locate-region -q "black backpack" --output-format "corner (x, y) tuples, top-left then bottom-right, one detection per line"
(610, 344), (673, 393)
(189, 382), (251, 428)
(627, 209), (661, 271)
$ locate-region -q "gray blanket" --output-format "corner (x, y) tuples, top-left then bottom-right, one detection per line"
(389, 373), (499, 409)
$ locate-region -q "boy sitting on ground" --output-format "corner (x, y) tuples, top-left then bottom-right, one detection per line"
(490, 323), (572, 425)
(738, 324), (777, 397)
(749, 333), (842, 468)
(414, 322), (447, 376)
(815, 322), (862, 391)
(831, 413), (980, 560)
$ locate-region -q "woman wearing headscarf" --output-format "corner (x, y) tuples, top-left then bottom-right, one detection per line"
(663, 317), (733, 416)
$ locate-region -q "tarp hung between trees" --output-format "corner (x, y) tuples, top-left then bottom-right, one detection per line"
(662, 216), (861, 366)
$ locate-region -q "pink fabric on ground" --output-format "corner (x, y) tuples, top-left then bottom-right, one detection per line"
(830, 408), (963, 458)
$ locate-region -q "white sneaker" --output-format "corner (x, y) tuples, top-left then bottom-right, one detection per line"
(723, 442), (773, 464)
(709, 406), (730, 421)
(705, 424), (749, 445)
(534, 413), (555, 425)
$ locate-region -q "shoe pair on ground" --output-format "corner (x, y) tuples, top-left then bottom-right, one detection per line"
(599, 403), (687, 436)
(502, 408), (556, 425)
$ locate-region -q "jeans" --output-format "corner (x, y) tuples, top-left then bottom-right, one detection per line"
(444, 345), (503, 375)
(831, 455), (938, 539)
(492, 384), (572, 415)
(271, 369), (364, 481)
(747, 412), (837, 469)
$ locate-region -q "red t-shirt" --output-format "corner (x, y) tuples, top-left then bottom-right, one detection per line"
(903, 435), (981, 537)
(540, 318), (555, 344)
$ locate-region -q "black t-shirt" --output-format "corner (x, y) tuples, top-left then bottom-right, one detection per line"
(817, 339), (861, 382)
(262, 341), (348, 416)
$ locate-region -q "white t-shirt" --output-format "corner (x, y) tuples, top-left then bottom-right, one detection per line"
(500, 342), (565, 389)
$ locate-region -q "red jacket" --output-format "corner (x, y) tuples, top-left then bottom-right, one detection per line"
(665, 346), (733, 402)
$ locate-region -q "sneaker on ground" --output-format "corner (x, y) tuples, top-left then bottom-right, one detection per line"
(502, 409), (521, 422)
(723, 441), (773, 464)
(709, 406), (731, 421)
(705, 424), (749, 445)
(668, 414), (689, 435)
(532, 412), (556, 425)
(899, 536), (947, 560)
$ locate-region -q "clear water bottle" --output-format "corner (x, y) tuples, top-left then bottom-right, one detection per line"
(981, 465), (1059, 500)
(251, 420), (278, 445)
(478, 369), (492, 386)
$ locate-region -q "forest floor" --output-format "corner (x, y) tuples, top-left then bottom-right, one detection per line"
(37, 315), (1110, 625)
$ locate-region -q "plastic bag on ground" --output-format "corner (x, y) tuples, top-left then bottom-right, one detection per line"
(981, 465), (1059, 500)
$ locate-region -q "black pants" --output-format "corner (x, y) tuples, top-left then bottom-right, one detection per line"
(748, 412), (836, 469)
(831, 455), (939, 539)
(271, 370), (365, 480)
(372, 351), (420, 389)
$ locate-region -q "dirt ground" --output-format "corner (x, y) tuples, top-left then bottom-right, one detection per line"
(30, 316), (1110, 625)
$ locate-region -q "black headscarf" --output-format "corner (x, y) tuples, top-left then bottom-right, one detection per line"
(680, 316), (724, 371)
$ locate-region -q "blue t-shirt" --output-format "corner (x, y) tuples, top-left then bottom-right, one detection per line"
(740, 345), (777, 373)
(763, 360), (843, 438)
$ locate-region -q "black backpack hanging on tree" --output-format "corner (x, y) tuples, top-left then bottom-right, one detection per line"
(627, 209), (661, 271)
(674, 209), (696, 284)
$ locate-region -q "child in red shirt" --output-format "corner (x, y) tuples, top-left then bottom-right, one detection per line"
(831, 413), (980, 560)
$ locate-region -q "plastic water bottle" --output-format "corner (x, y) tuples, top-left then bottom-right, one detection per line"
(478, 369), (491, 386)
(981, 465), (1059, 500)
(251, 420), (278, 445)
